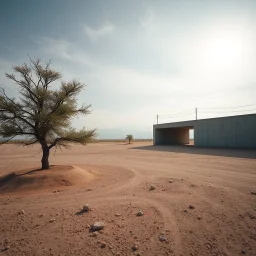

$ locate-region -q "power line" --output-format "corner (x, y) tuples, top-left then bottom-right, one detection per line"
(200, 108), (256, 113)
(156, 103), (256, 125)
(158, 109), (194, 118)
(201, 103), (256, 110)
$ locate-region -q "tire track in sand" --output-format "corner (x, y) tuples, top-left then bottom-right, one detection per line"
(78, 166), (184, 255)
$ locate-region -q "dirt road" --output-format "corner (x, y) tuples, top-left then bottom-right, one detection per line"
(0, 142), (255, 256)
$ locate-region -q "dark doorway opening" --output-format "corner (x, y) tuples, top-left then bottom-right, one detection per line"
(154, 126), (194, 145)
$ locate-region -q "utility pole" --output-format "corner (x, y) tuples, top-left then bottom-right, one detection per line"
(195, 108), (198, 120)
(157, 114), (159, 124)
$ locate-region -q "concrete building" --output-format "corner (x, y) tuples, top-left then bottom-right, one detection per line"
(153, 113), (256, 149)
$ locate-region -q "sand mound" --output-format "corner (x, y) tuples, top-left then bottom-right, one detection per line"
(0, 165), (95, 194)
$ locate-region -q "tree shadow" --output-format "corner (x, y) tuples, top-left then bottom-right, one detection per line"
(130, 145), (256, 159)
(0, 172), (17, 187)
(0, 168), (42, 191)
(0, 166), (55, 190)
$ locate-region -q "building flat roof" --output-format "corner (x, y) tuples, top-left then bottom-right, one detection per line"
(154, 113), (256, 129)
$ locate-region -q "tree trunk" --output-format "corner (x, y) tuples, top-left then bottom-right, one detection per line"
(129, 139), (131, 144)
(41, 145), (50, 170)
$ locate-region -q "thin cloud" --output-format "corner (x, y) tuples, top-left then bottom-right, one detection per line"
(37, 37), (96, 68)
(37, 37), (71, 60)
(84, 23), (115, 41)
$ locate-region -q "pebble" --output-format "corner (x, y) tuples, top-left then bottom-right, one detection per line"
(159, 235), (167, 242)
(197, 215), (202, 220)
(241, 249), (246, 254)
(188, 205), (195, 209)
(251, 191), (256, 195)
(137, 211), (144, 217)
(49, 219), (56, 223)
(132, 243), (140, 251)
(4, 239), (10, 244)
(83, 204), (90, 212)
(90, 231), (98, 237)
(100, 241), (107, 248)
(18, 210), (25, 215)
(115, 213), (121, 217)
(92, 222), (105, 231)
(149, 184), (156, 191)
(169, 180), (174, 183)
(97, 240), (106, 248)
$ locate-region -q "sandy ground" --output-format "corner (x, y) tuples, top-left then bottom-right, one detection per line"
(0, 142), (256, 256)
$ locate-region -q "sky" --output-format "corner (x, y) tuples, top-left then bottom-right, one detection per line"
(0, 0), (256, 139)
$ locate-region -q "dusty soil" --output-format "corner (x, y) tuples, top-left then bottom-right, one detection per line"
(0, 142), (255, 256)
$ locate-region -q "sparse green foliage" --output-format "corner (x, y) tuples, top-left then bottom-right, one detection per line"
(0, 58), (96, 169)
(126, 134), (133, 144)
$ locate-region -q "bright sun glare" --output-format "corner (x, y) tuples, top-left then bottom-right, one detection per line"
(198, 27), (252, 72)
(207, 33), (244, 67)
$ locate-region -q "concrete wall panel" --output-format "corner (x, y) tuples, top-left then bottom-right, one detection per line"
(194, 114), (256, 148)
(154, 114), (256, 149)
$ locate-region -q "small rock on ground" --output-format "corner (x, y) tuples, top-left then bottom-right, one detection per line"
(92, 222), (105, 231)
(159, 235), (167, 242)
(251, 191), (256, 195)
(136, 211), (144, 217)
(149, 184), (156, 191)
(100, 241), (107, 248)
(18, 210), (25, 215)
(132, 243), (140, 251)
(83, 204), (90, 212)
(241, 249), (247, 254)
(90, 231), (98, 237)
(2, 246), (10, 251)
(169, 180), (174, 183)
(189, 205), (195, 209)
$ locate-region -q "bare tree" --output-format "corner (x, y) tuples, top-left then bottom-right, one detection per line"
(0, 58), (96, 169)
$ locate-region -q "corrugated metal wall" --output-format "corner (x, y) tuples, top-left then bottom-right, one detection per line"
(194, 114), (256, 148)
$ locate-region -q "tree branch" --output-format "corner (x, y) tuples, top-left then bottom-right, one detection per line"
(0, 135), (16, 145)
